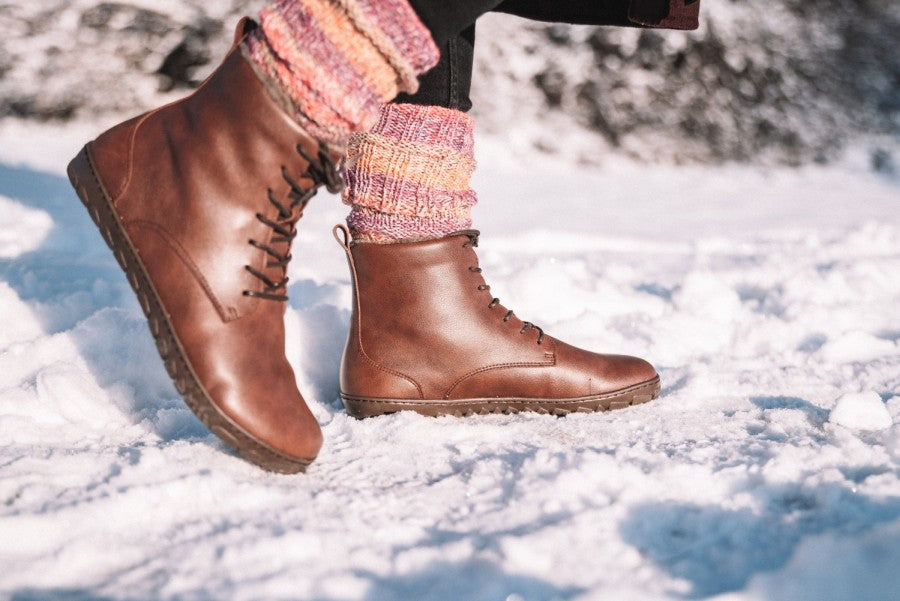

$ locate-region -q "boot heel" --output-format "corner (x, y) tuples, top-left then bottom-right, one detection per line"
(341, 395), (379, 419)
(68, 146), (105, 231)
(341, 394), (471, 419)
(340, 395), (412, 419)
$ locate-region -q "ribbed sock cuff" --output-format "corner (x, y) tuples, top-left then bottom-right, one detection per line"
(244, 0), (439, 145)
(343, 103), (477, 243)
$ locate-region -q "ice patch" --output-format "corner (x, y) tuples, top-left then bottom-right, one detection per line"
(829, 391), (893, 431)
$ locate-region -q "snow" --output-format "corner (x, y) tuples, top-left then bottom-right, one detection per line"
(714, 521), (900, 601)
(0, 195), (52, 259)
(0, 121), (899, 601)
(829, 392), (893, 431)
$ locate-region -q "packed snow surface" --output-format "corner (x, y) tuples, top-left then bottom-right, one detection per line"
(0, 122), (898, 601)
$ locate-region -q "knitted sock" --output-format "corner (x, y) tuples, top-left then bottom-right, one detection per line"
(244, 0), (439, 145)
(343, 103), (477, 243)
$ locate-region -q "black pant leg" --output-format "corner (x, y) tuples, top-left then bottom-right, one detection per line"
(406, 0), (503, 47)
(394, 26), (475, 112)
(493, 0), (632, 25)
(396, 0), (500, 111)
(399, 0), (637, 112)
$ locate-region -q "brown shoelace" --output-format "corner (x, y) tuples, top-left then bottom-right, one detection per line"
(245, 142), (345, 302)
(461, 230), (546, 344)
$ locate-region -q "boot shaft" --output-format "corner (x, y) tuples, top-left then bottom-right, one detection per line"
(88, 19), (342, 320)
(336, 227), (553, 401)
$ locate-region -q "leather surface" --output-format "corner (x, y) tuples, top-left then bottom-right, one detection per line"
(86, 24), (334, 460)
(341, 232), (658, 401)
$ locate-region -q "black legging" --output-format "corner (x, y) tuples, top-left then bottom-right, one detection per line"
(398, 0), (642, 111)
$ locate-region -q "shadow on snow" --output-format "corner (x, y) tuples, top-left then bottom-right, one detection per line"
(0, 161), (344, 450)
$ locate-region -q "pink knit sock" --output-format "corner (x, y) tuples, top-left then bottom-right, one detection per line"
(244, 0), (439, 145)
(343, 103), (477, 243)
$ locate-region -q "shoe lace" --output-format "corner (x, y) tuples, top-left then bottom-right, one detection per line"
(244, 141), (346, 302)
(461, 230), (545, 344)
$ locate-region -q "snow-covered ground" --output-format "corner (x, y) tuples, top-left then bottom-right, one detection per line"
(0, 119), (898, 601)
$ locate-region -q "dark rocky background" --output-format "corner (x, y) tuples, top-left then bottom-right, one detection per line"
(1, 0), (898, 167)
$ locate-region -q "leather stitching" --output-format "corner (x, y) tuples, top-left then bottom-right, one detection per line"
(126, 219), (235, 322)
(344, 245), (424, 399)
(444, 340), (557, 399)
(114, 115), (142, 201)
(347, 377), (660, 407)
(354, 345), (424, 399)
(112, 106), (167, 203)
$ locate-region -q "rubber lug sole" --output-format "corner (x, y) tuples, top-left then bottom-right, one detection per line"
(67, 146), (313, 474)
(341, 376), (661, 419)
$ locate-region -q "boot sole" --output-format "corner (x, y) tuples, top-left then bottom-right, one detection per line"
(67, 146), (313, 474)
(341, 376), (661, 419)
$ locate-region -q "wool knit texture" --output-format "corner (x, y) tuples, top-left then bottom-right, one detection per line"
(343, 103), (477, 243)
(245, 0), (439, 144)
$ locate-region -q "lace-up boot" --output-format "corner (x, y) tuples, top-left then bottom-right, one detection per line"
(334, 226), (661, 418)
(67, 20), (343, 472)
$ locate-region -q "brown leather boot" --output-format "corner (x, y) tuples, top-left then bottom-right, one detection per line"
(334, 226), (661, 418)
(67, 20), (343, 473)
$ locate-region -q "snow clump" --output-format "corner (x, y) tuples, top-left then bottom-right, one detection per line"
(828, 391), (893, 431)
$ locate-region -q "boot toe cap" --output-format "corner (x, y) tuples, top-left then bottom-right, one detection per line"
(213, 384), (323, 464)
(588, 353), (659, 394)
(614, 353), (658, 384)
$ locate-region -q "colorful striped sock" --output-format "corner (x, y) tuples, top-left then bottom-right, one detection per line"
(343, 103), (477, 243)
(244, 0), (439, 145)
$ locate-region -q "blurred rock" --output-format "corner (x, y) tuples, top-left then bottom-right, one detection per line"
(0, 0), (897, 165)
(0, 1), (262, 121)
(471, 1), (900, 164)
